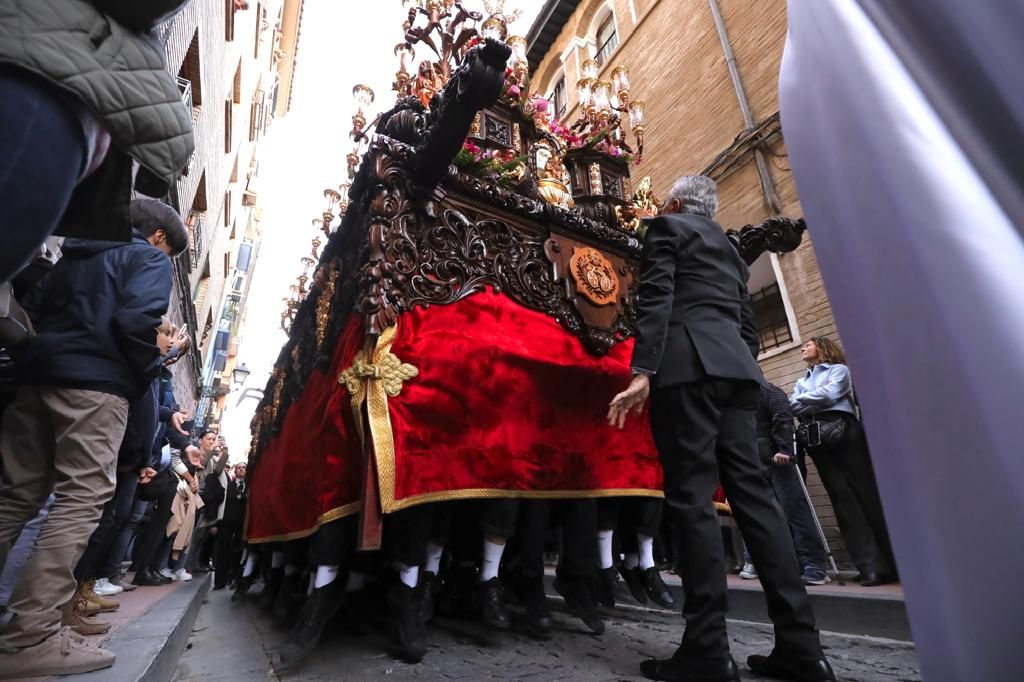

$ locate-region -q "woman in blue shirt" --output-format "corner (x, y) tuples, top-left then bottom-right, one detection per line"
(791, 336), (896, 586)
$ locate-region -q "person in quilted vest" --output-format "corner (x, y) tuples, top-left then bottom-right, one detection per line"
(0, 0), (195, 285)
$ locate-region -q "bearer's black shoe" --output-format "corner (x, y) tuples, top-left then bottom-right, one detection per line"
(747, 651), (837, 681)
(420, 570), (440, 624)
(231, 573), (255, 602)
(595, 566), (618, 607)
(477, 577), (511, 629)
(387, 583), (427, 663)
(643, 567), (676, 608)
(553, 575), (604, 635)
(640, 656), (740, 682)
(620, 565), (648, 604)
(275, 579), (346, 671)
(521, 578), (552, 640)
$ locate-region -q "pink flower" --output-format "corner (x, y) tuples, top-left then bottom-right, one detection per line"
(533, 97), (549, 113)
(506, 85), (521, 99)
(609, 145), (623, 157)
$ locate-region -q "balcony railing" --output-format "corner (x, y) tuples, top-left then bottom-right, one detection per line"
(176, 76), (193, 112)
(188, 212), (204, 270)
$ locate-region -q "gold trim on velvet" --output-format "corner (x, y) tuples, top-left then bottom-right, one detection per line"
(385, 487), (664, 513)
(245, 502), (361, 545)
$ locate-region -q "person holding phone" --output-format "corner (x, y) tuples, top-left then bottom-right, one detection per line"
(790, 337), (896, 587)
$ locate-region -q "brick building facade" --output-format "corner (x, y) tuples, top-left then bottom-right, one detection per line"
(527, 0), (851, 564)
(159, 0), (303, 426)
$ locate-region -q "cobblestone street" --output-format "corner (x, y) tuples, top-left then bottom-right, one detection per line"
(173, 587), (922, 681)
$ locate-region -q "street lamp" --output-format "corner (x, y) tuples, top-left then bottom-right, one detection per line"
(232, 362), (251, 387)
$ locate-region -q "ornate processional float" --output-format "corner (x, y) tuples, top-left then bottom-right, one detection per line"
(247, 0), (805, 548)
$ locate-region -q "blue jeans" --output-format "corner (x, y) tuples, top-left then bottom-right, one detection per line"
(104, 498), (149, 578)
(0, 495), (55, 606)
(743, 461), (828, 571)
(0, 66), (85, 283)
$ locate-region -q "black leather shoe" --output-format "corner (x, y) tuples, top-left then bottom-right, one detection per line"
(747, 652), (837, 681)
(132, 569), (165, 587)
(420, 571), (440, 624)
(260, 567), (285, 611)
(387, 583), (427, 663)
(231, 573), (255, 602)
(520, 578), (552, 640)
(620, 566), (648, 604)
(859, 572), (887, 587)
(595, 566), (618, 607)
(275, 579), (345, 671)
(643, 567), (676, 609)
(553, 575), (604, 635)
(478, 577), (511, 629)
(640, 656), (740, 681)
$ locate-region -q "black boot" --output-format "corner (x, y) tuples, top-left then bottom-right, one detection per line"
(132, 568), (166, 587)
(387, 583), (427, 663)
(554, 574), (604, 635)
(275, 579), (345, 671)
(520, 578), (552, 640)
(642, 567), (676, 609)
(477, 577), (511, 629)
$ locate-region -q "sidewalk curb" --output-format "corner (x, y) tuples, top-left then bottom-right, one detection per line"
(72, 575), (210, 682)
(542, 573), (912, 642)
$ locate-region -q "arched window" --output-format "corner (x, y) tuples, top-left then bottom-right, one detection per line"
(595, 13), (618, 66)
(550, 76), (567, 120)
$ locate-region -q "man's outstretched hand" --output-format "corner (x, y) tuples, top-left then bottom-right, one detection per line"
(607, 373), (651, 429)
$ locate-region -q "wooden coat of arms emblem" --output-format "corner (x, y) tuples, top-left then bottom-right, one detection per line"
(570, 246), (619, 306)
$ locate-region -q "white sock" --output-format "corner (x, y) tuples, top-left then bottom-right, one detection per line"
(597, 530), (614, 569)
(284, 564), (299, 576)
(396, 562), (419, 588)
(480, 540), (505, 582)
(624, 553), (639, 570)
(638, 534), (655, 570)
(345, 571), (366, 592)
(425, 542), (444, 575)
(314, 565), (339, 589)
(271, 551), (285, 569)
(242, 556), (257, 577)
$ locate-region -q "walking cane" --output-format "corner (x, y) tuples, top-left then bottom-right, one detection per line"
(792, 435), (842, 581)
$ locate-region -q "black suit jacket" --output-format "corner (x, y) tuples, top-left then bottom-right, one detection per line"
(630, 212), (763, 388)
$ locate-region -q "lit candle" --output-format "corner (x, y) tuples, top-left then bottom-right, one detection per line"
(352, 84), (375, 115)
(577, 78), (594, 108)
(629, 99), (646, 129)
(611, 65), (630, 97)
(593, 80), (612, 113)
(582, 59), (599, 81)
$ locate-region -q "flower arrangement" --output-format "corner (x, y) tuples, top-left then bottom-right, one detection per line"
(453, 139), (526, 189)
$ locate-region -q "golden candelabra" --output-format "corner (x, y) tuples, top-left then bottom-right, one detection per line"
(574, 59), (646, 161)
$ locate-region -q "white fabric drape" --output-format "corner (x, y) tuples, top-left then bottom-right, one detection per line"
(780, 2), (1024, 680)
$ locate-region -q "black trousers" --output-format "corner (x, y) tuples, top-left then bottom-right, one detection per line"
(75, 470), (139, 580)
(385, 500), (520, 568)
(131, 485), (176, 572)
(518, 499), (597, 581)
(596, 497), (663, 554)
(213, 523), (244, 588)
(309, 515), (358, 567)
(806, 415), (895, 575)
(650, 378), (822, 661)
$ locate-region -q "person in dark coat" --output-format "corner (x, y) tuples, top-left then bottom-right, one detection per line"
(0, 0), (194, 284)
(213, 463), (248, 590)
(608, 176), (834, 682)
(0, 198), (186, 677)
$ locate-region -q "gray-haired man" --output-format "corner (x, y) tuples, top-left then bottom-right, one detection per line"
(608, 176), (834, 682)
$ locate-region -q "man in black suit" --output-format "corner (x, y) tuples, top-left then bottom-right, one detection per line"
(608, 176), (835, 682)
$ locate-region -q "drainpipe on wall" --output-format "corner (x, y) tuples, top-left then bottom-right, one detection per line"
(708, 0), (783, 216)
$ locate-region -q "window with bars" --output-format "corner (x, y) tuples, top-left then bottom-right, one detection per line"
(751, 283), (794, 353)
(551, 77), (567, 120)
(596, 15), (619, 66)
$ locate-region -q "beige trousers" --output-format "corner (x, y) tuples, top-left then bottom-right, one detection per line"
(0, 386), (127, 649)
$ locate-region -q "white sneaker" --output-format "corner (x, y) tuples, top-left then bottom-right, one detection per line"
(158, 568), (175, 580)
(174, 569), (193, 582)
(92, 578), (123, 596)
(739, 563), (758, 580)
